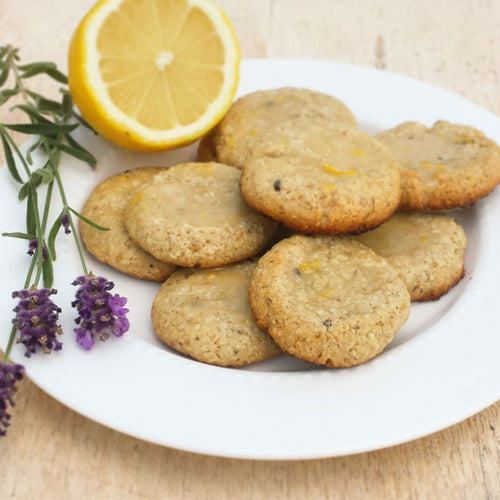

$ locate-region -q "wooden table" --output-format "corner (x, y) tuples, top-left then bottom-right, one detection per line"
(1, 1), (500, 498)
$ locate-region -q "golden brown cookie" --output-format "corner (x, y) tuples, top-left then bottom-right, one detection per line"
(80, 167), (176, 281)
(376, 120), (500, 210)
(355, 212), (466, 301)
(196, 130), (217, 162)
(213, 87), (357, 168)
(124, 162), (278, 268)
(240, 123), (401, 234)
(151, 261), (281, 367)
(249, 235), (410, 367)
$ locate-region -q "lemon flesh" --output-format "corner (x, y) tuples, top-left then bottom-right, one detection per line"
(68, 0), (240, 151)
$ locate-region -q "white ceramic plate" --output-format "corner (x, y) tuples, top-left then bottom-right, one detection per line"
(1, 59), (500, 460)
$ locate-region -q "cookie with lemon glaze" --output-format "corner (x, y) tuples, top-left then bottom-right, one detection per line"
(124, 162), (278, 268)
(213, 87), (357, 168)
(376, 120), (500, 210)
(240, 123), (401, 234)
(249, 235), (410, 367)
(355, 212), (466, 301)
(152, 261), (281, 367)
(80, 167), (176, 281)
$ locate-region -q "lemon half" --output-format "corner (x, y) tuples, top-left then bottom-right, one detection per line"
(68, 0), (240, 151)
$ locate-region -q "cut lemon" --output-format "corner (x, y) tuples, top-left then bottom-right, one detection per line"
(68, 0), (240, 151)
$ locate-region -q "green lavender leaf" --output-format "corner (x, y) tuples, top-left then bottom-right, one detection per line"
(1, 231), (33, 240)
(32, 163), (55, 184)
(35, 96), (63, 116)
(18, 182), (30, 201)
(0, 131), (23, 183)
(26, 138), (42, 165)
(5, 122), (78, 135)
(62, 92), (73, 120)
(26, 188), (37, 235)
(72, 111), (95, 132)
(0, 87), (20, 106)
(12, 103), (53, 124)
(47, 214), (63, 260)
(69, 207), (109, 231)
(56, 138), (97, 168)
(0, 67), (9, 87)
(18, 62), (68, 84)
(18, 175), (43, 201)
(42, 251), (54, 288)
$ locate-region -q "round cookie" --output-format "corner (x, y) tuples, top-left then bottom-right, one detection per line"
(213, 87), (358, 169)
(376, 120), (500, 211)
(196, 131), (217, 162)
(249, 235), (411, 368)
(152, 261), (281, 367)
(240, 123), (401, 234)
(124, 162), (278, 268)
(80, 167), (176, 281)
(355, 212), (466, 301)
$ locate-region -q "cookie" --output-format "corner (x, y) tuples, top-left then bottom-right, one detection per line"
(213, 87), (357, 169)
(80, 167), (176, 281)
(355, 212), (466, 301)
(196, 131), (217, 162)
(249, 235), (410, 367)
(240, 123), (401, 234)
(152, 261), (281, 367)
(376, 121), (500, 210)
(124, 162), (278, 268)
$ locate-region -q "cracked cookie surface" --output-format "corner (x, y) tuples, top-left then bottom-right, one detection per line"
(249, 234), (410, 367)
(241, 123), (401, 234)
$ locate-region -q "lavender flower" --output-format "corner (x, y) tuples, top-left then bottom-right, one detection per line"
(27, 239), (48, 260)
(71, 274), (129, 350)
(0, 362), (24, 436)
(12, 288), (63, 357)
(61, 214), (71, 234)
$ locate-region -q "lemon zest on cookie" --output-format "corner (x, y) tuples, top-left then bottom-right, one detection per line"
(419, 236), (429, 243)
(351, 148), (366, 158)
(197, 164), (214, 176)
(298, 260), (321, 272)
(418, 161), (447, 170)
(322, 165), (357, 176)
(130, 192), (144, 205)
(319, 288), (334, 298)
(321, 182), (336, 191)
(453, 137), (474, 144)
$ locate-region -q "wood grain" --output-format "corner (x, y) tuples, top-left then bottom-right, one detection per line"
(1, 1), (500, 498)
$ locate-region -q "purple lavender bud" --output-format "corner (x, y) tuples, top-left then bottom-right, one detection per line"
(0, 362), (24, 436)
(12, 287), (63, 357)
(71, 274), (129, 350)
(27, 240), (48, 260)
(61, 214), (71, 235)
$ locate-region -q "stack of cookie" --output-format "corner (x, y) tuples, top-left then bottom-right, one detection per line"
(80, 87), (500, 368)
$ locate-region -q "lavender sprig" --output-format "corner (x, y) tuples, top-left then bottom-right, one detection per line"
(1, 45), (129, 436)
(72, 275), (129, 350)
(0, 363), (24, 436)
(12, 287), (62, 357)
